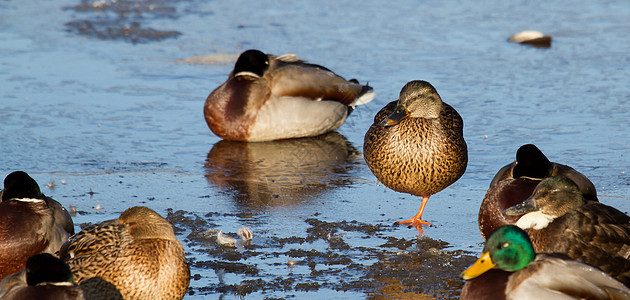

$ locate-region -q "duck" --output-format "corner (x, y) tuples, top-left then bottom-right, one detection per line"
(59, 206), (190, 300)
(363, 80), (468, 231)
(507, 30), (552, 48)
(461, 225), (630, 300)
(478, 144), (597, 239)
(204, 49), (375, 142)
(504, 175), (630, 286)
(0, 171), (74, 280)
(0, 253), (85, 299)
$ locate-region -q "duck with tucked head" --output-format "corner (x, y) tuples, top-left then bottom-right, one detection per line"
(507, 30), (552, 48)
(0, 253), (85, 299)
(0, 171), (74, 280)
(204, 49), (375, 142)
(363, 80), (467, 231)
(59, 206), (190, 300)
(479, 144), (597, 239)
(504, 175), (630, 286)
(461, 225), (630, 300)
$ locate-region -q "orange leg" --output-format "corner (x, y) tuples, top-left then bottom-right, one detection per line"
(395, 196), (433, 230)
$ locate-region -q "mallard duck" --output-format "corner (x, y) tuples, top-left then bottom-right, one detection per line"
(59, 206), (190, 300)
(0, 171), (74, 280)
(0, 253), (84, 299)
(363, 80), (468, 230)
(479, 144), (597, 239)
(204, 49), (375, 142)
(508, 30), (552, 48)
(504, 175), (630, 286)
(461, 225), (630, 299)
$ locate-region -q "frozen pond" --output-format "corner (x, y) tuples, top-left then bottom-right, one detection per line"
(2, 0), (630, 299)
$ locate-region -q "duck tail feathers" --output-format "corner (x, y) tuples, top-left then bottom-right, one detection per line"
(349, 84), (375, 107)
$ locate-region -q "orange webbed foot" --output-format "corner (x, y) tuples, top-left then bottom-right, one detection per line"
(395, 217), (433, 233)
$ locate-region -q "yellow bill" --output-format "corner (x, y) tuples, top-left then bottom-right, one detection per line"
(461, 251), (495, 280)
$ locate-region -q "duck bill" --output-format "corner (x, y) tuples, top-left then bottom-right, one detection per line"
(461, 251), (495, 280)
(503, 196), (539, 216)
(379, 104), (409, 127)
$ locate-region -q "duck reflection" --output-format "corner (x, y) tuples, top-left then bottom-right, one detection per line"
(204, 132), (360, 208)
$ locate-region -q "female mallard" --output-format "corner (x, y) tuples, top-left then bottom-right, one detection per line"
(504, 175), (630, 286)
(59, 206), (190, 300)
(479, 144), (597, 239)
(204, 49), (375, 142)
(0, 171), (74, 280)
(461, 225), (630, 299)
(363, 80), (467, 230)
(0, 253), (85, 299)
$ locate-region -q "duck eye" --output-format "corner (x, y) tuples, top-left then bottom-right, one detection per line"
(502, 242), (510, 249)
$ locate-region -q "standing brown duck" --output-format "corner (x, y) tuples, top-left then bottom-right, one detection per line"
(204, 49), (375, 142)
(59, 206), (190, 300)
(363, 80), (467, 230)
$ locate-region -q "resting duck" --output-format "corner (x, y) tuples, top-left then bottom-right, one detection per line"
(204, 49), (375, 142)
(0, 171), (74, 280)
(504, 176), (630, 286)
(59, 206), (190, 300)
(363, 80), (468, 230)
(461, 225), (630, 300)
(0, 253), (85, 299)
(478, 144), (597, 239)
(508, 30), (552, 48)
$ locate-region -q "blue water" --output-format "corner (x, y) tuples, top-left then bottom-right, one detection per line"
(2, 0), (630, 298)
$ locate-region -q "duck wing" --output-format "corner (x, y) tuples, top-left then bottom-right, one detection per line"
(508, 254), (630, 300)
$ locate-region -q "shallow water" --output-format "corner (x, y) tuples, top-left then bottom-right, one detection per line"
(1, 0), (630, 299)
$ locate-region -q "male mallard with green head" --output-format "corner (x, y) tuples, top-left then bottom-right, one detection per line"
(204, 49), (374, 142)
(0, 253), (85, 299)
(461, 225), (630, 299)
(0, 171), (74, 280)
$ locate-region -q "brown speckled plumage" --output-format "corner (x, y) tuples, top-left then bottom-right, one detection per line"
(462, 226), (630, 299)
(60, 206), (190, 300)
(363, 81), (467, 226)
(478, 144), (598, 240)
(528, 203), (630, 286)
(509, 176), (630, 286)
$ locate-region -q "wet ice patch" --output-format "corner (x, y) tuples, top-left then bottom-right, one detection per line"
(65, 0), (185, 43)
(166, 209), (477, 299)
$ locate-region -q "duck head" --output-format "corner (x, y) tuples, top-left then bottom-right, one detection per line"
(1, 171), (44, 201)
(512, 144), (553, 179)
(119, 206), (178, 241)
(380, 80), (443, 127)
(462, 225), (535, 280)
(504, 176), (585, 230)
(233, 49), (269, 78)
(25, 253), (74, 286)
